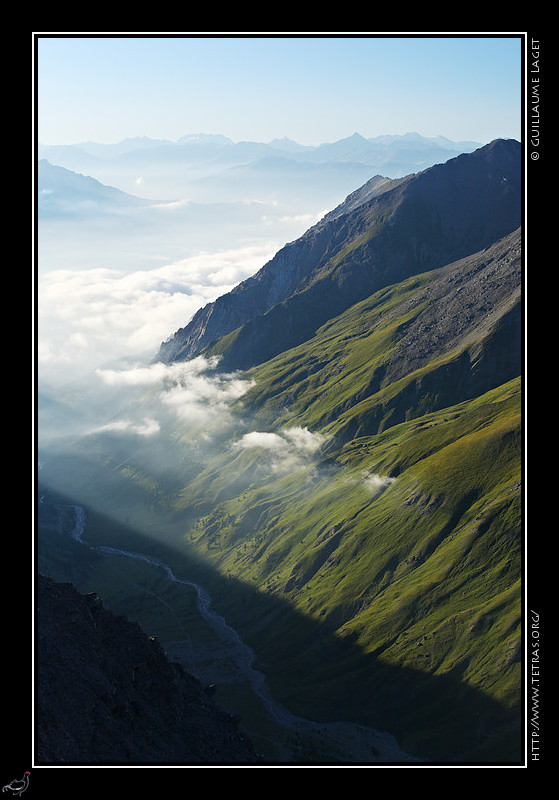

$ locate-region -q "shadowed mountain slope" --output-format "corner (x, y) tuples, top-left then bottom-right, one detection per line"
(158, 139), (521, 372)
(238, 226), (521, 442)
(36, 575), (257, 764)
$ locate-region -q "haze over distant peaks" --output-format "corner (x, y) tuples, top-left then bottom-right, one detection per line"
(37, 131), (485, 214)
(37, 159), (149, 217)
(38, 131), (482, 165)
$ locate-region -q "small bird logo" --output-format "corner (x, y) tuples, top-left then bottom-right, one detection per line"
(2, 773), (30, 796)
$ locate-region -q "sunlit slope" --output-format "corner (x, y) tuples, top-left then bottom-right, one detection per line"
(175, 383), (520, 760)
(64, 222), (521, 760)
(166, 226), (522, 760)
(235, 225), (520, 434)
(37, 140), (523, 762)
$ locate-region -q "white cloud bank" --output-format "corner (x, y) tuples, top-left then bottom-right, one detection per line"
(37, 244), (276, 387)
(157, 361), (254, 429)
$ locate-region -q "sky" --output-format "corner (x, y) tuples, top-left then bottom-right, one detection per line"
(35, 33), (525, 392)
(35, 34), (524, 147)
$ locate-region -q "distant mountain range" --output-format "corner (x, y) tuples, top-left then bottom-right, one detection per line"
(37, 132), (483, 206)
(37, 159), (149, 217)
(39, 131), (481, 167)
(36, 132), (487, 276)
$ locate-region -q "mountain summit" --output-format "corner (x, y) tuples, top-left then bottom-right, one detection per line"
(158, 139), (521, 372)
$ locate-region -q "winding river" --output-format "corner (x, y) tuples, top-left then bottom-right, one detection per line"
(69, 503), (419, 764)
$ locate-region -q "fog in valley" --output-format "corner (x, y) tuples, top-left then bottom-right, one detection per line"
(37, 143), (338, 393)
(36, 132), (476, 539)
(32, 33), (525, 766)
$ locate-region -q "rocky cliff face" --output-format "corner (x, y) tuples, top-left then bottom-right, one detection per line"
(157, 139), (521, 372)
(156, 175), (403, 365)
(36, 575), (257, 764)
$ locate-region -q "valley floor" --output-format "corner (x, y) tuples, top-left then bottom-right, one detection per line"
(38, 496), (419, 765)
(163, 637), (421, 765)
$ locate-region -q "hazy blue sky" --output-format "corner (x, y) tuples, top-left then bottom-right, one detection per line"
(35, 34), (524, 146)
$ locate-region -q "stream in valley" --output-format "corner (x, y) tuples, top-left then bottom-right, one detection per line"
(68, 503), (420, 764)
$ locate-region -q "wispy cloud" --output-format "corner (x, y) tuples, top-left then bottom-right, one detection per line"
(157, 360), (254, 428)
(262, 210), (326, 227)
(149, 199), (193, 210)
(232, 426), (327, 472)
(95, 356), (254, 439)
(361, 471), (395, 495)
(91, 417), (161, 437)
(95, 360), (207, 387)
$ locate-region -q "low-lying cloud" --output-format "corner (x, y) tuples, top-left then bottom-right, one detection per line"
(94, 356), (255, 440)
(157, 362), (254, 430)
(361, 471), (396, 495)
(38, 244), (277, 388)
(92, 417), (161, 437)
(232, 426), (327, 473)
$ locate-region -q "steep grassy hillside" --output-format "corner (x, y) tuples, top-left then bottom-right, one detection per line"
(161, 232), (522, 761)
(235, 227), (520, 437)
(168, 374), (521, 760)
(45, 228), (520, 762)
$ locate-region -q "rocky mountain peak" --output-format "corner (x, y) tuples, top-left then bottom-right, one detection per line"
(156, 139), (521, 373)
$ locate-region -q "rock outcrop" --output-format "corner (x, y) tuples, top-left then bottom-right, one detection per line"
(36, 575), (257, 764)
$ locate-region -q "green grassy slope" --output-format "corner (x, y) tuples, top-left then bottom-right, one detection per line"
(173, 378), (521, 755)
(164, 237), (522, 761)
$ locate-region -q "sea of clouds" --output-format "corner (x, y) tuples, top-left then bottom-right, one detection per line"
(37, 244), (276, 389)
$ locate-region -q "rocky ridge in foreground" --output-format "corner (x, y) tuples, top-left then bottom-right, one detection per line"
(36, 575), (258, 764)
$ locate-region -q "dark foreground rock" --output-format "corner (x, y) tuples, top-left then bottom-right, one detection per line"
(36, 575), (258, 764)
